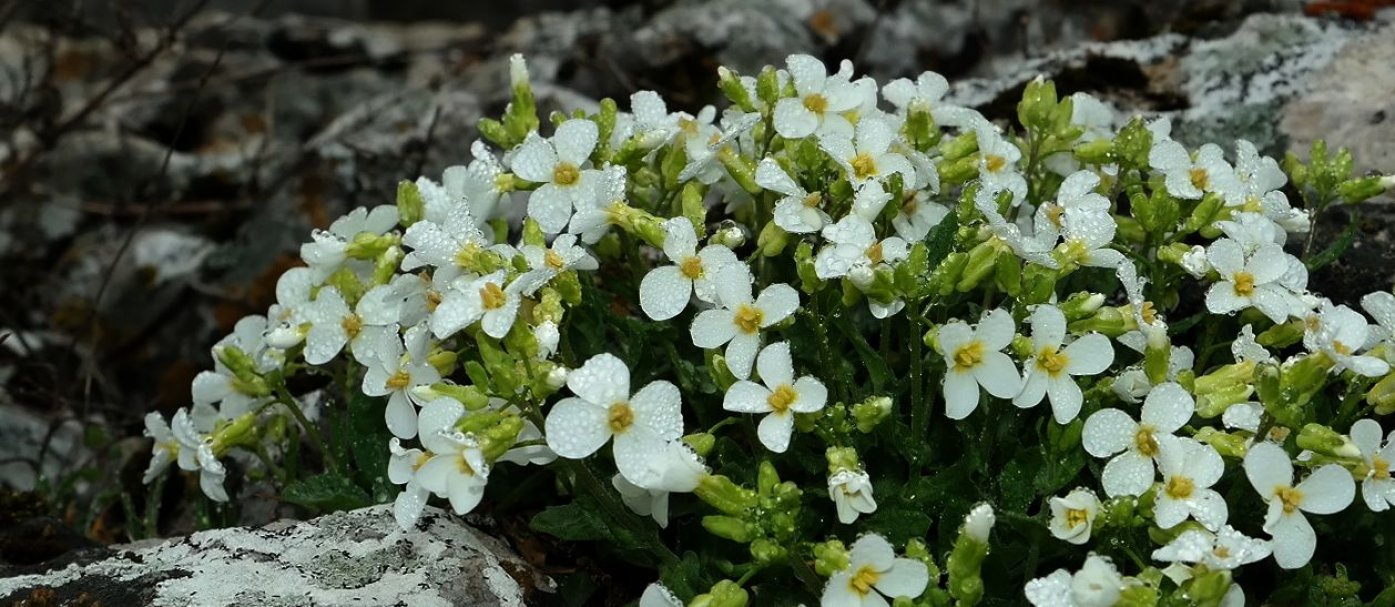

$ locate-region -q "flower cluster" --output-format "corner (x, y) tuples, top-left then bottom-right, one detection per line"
(142, 52), (1395, 606)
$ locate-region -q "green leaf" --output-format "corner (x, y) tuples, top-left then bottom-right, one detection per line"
(348, 392), (394, 503)
(282, 474), (371, 512)
(924, 208), (960, 270)
(660, 551), (709, 600)
(833, 316), (892, 393)
(530, 495), (617, 542)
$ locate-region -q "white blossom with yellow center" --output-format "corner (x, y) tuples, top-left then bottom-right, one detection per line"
(817, 116), (914, 187)
(639, 217), (738, 321)
(1082, 382), (1194, 498)
(1243, 442), (1354, 569)
(722, 342), (828, 453)
(1013, 304), (1114, 424)
(773, 54), (860, 140)
(544, 353), (685, 489)
(938, 308), (1022, 420)
(1154, 437), (1229, 531)
(821, 533), (929, 607)
(690, 264), (800, 380)
(1350, 418), (1395, 511)
(1048, 488), (1099, 546)
(513, 118), (600, 234)
(413, 397), (490, 517)
(429, 270), (524, 340)
(1203, 237), (1305, 324)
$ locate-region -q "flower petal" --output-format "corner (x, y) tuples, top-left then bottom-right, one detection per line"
(1244, 442), (1293, 497)
(724, 381), (772, 414)
(943, 371), (980, 420)
(639, 266), (693, 321)
(1101, 451), (1155, 497)
(975, 351), (1022, 398)
(1063, 333), (1113, 376)
(1141, 382), (1194, 433)
(1295, 463), (1355, 515)
(755, 283), (800, 326)
(1046, 377), (1083, 424)
(726, 332), (761, 380)
(756, 341), (794, 387)
(544, 397), (611, 458)
(875, 559), (930, 599)
(630, 380), (684, 440)
(691, 310), (737, 349)
(568, 353), (631, 406)
(1270, 510), (1316, 569)
(757, 412), (795, 453)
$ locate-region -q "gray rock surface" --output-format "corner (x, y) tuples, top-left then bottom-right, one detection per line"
(0, 505), (549, 606)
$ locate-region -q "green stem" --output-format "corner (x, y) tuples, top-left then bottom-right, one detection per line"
(910, 308), (927, 446)
(275, 385), (340, 475)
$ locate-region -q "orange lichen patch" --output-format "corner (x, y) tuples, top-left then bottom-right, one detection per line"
(1304, 0), (1395, 20)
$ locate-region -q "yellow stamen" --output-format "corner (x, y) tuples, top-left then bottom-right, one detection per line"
(1134, 426), (1160, 458)
(608, 402), (635, 434)
(1140, 301), (1158, 325)
(1374, 457), (1390, 481)
(1233, 271), (1255, 297)
(865, 241), (885, 265)
(953, 340), (984, 370)
(1212, 545), (1232, 559)
(1065, 507), (1090, 529)
(901, 193), (919, 216)
(850, 152), (878, 180)
(767, 384), (799, 413)
(803, 192), (823, 208)
(1165, 475), (1195, 499)
(544, 249), (566, 270)
(480, 282), (506, 310)
(680, 256), (704, 280)
(985, 154), (1007, 173)
(1275, 486), (1303, 514)
(341, 314), (363, 339)
(803, 93), (828, 115)
(386, 370), (412, 390)
(734, 304), (764, 334)
(848, 565), (880, 597)
(553, 162), (581, 186)
(412, 452), (431, 471)
(456, 453), (477, 476)
(1189, 167), (1209, 191)
(426, 290), (443, 312)
(1037, 347), (1069, 376)
(1045, 203), (1065, 229)
(1333, 340), (1353, 356)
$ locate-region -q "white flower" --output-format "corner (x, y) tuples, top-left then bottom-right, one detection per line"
(568, 165), (626, 244)
(142, 412), (178, 484)
(439, 141), (511, 225)
(1204, 238), (1305, 324)
(388, 437), (431, 529)
(1014, 304), (1113, 423)
(400, 201), (489, 284)
(430, 271), (524, 340)
(1361, 290), (1395, 344)
(543, 353), (684, 488)
(976, 127), (1027, 205)
(611, 441), (705, 528)
(1222, 402), (1264, 433)
(1151, 526), (1272, 580)
(1243, 441), (1355, 569)
(628, 90), (683, 148)
(891, 186), (949, 242)
(1048, 488), (1099, 545)
(1231, 140), (1308, 232)
(300, 205), (399, 281)
(723, 342), (827, 453)
(938, 308), (1022, 420)
(192, 316), (276, 418)
(774, 54), (859, 139)
(1307, 303), (1390, 377)
(881, 70), (957, 119)
(639, 583), (683, 607)
(639, 218), (739, 320)
(1036, 171), (1111, 236)
(814, 212), (909, 281)
(513, 119), (600, 233)
(1349, 419), (1395, 511)
(819, 117), (914, 187)
(414, 397), (490, 516)
(1149, 140), (1237, 200)
(1082, 382), (1194, 497)
(963, 503), (996, 543)
(535, 320), (561, 361)
(520, 233), (598, 278)
(364, 324), (441, 439)
(690, 264), (800, 380)
(758, 158), (831, 234)
(821, 534), (929, 607)
(676, 110), (760, 185)
(1154, 437), (1228, 531)
(171, 407), (228, 502)
(829, 469), (877, 524)
(1025, 555), (1124, 607)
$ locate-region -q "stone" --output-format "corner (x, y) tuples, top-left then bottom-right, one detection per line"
(0, 505), (551, 607)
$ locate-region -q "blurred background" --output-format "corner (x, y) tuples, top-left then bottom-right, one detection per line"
(0, 0), (1385, 581)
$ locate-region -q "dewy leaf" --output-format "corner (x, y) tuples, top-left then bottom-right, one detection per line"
(282, 474), (372, 513)
(530, 495), (618, 543)
(348, 392), (394, 503)
(834, 315), (892, 393)
(924, 207), (960, 271)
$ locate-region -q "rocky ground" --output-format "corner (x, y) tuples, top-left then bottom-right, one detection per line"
(0, 1), (1392, 604)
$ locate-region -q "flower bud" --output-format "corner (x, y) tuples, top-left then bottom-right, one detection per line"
(690, 581), (749, 607)
(718, 66), (756, 112)
(851, 396), (892, 433)
(1193, 427), (1248, 459)
(1367, 372), (1395, 415)
(749, 538), (786, 565)
(813, 539), (850, 577)
(683, 432), (716, 457)
(545, 365), (568, 390)
(717, 147), (761, 195)
(710, 220), (747, 249)
(702, 515), (754, 543)
(757, 221), (789, 257)
(1297, 423), (1361, 459)
(825, 446), (861, 475)
(423, 383), (491, 411)
(396, 180), (424, 228)
(948, 503), (994, 606)
(264, 322), (304, 349)
(695, 474), (757, 516)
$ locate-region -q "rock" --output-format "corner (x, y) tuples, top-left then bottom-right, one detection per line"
(0, 505), (551, 607)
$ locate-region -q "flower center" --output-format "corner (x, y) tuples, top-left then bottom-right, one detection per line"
(803, 93), (828, 115)
(734, 304), (764, 334)
(1140, 301), (1158, 325)
(341, 314), (363, 339)
(426, 290), (443, 312)
(1332, 340), (1353, 356)
(848, 564), (880, 597)
(1165, 475), (1195, 499)
(767, 384), (799, 413)
(851, 152), (878, 180)
(1374, 457), (1390, 481)
(607, 402), (635, 434)
(454, 242), (483, 268)
(480, 282), (507, 310)
(1065, 507), (1090, 529)
(680, 256), (705, 280)
(901, 193), (919, 216)
(1275, 486), (1304, 514)
(1212, 545), (1231, 559)
(1189, 167), (1209, 191)
(803, 192), (823, 208)
(386, 369), (412, 390)
(493, 173), (514, 192)
(1037, 347), (1069, 376)
(544, 249), (566, 270)
(1243, 195), (1263, 213)
(1232, 271), (1255, 297)
(1134, 426), (1160, 458)
(680, 117), (699, 137)
(953, 340), (985, 370)
(1045, 203), (1065, 229)
(553, 162), (581, 186)
(865, 241), (884, 265)
(412, 452), (431, 471)
(985, 154), (1007, 173)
